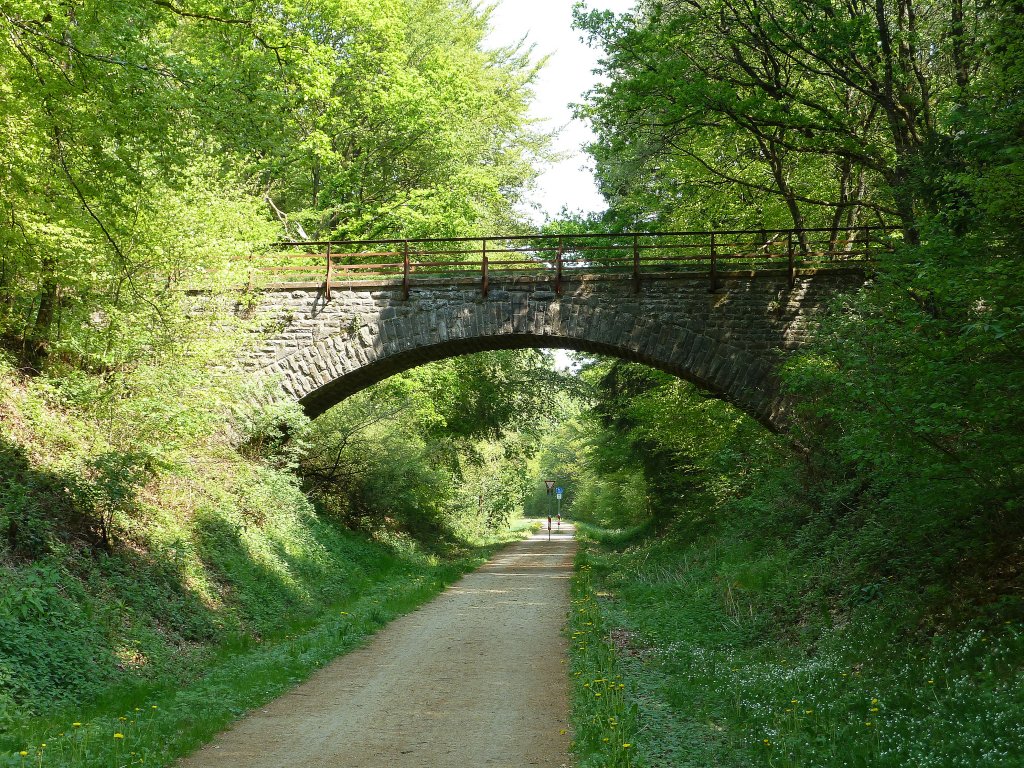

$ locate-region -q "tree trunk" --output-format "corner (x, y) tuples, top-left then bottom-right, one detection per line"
(758, 133), (809, 253)
(27, 252), (58, 370)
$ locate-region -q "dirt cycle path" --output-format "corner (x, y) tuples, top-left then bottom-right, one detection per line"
(178, 524), (577, 768)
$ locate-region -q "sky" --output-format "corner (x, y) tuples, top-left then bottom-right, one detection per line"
(485, 0), (636, 223)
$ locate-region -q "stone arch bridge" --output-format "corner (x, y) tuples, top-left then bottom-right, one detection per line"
(240, 229), (882, 428)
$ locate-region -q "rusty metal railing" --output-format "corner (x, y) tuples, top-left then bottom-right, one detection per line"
(246, 226), (896, 298)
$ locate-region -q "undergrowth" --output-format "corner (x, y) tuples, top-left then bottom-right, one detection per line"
(0, 547), (507, 768)
(0, 360), (531, 766)
(571, 523), (1024, 767)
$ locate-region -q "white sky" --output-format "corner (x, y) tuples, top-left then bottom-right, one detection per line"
(485, 0), (636, 223)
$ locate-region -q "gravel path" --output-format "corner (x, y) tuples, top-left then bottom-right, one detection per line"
(177, 524), (576, 768)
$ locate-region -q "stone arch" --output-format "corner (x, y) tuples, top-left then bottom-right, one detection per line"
(292, 332), (772, 421)
(245, 271), (867, 429)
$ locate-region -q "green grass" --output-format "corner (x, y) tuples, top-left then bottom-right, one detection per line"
(569, 524), (1024, 768)
(568, 549), (642, 768)
(0, 528), (525, 768)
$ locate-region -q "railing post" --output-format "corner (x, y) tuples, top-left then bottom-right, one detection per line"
(325, 243), (332, 301)
(481, 238), (489, 298)
(555, 235), (563, 296)
(709, 232), (718, 292)
(632, 234), (640, 293)
(402, 240), (410, 301)
(787, 231), (795, 289)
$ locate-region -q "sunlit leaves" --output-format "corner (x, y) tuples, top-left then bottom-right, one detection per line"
(0, 0), (545, 375)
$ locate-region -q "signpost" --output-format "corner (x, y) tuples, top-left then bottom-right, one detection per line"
(543, 481), (566, 538)
(544, 480), (556, 540)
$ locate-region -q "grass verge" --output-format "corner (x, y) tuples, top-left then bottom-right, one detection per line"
(569, 523), (1024, 768)
(568, 547), (641, 768)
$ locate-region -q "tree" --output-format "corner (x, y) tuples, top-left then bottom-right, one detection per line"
(575, 0), (991, 240)
(0, 0), (546, 372)
(299, 350), (577, 538)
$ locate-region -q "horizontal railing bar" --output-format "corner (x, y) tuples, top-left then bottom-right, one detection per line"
(268, 250), (856, 263)
(407, 248), (482, 257)
(268, 249), (875, 264)
(276, 225), (895, 249)
(261, 265), (327, 272)
(333, 265), (402, 271)
(260, 253), (869, 267)
(486, 266), (565, 272)
(471, 259), (542, 267)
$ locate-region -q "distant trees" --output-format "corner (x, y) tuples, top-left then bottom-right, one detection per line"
(528, 357), (775, 530)
(299, 349), (575, 540)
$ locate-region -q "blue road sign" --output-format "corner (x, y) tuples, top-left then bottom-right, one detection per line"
(556, 487), (563, 495)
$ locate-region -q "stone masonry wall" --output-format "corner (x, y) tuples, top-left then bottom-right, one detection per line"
(241, 270), (867, 428)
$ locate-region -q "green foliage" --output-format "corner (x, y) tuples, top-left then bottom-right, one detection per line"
(780, 246), (1024, 585)
(568, 552), (641, 768)
(0, 354), (534, 762)
(555, 342), (1022, 763)
(557, 4), (1024, 758)
(234, 395), (312, 471)
(575, 0), (994, 235)
(0, 534), (520, 767)
(0, 0), (545, 371)
(84, 450), (155, 550)
(572, 519), (1024, 767)
(301, 349), (574, 541)
(0, 436), (88, 558)
(541, 345), (1024, 767)
(531, 359), (775, 529)
(0, 1), (552, 744)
